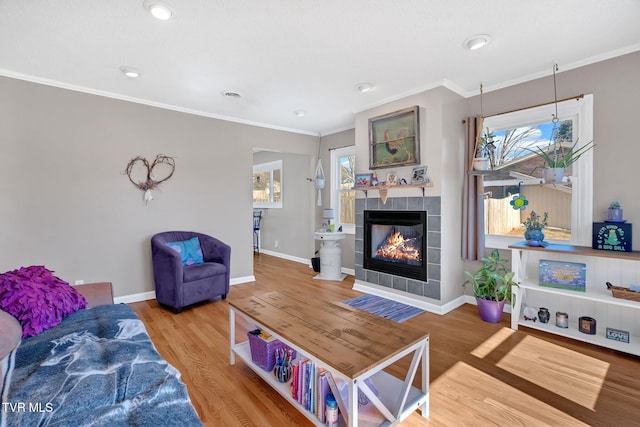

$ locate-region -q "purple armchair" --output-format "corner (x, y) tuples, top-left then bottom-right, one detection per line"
(151, 231), (231, 313)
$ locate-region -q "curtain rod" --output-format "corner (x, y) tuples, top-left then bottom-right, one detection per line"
(328, 145), (353, 151)
(486, 93), (584, 118)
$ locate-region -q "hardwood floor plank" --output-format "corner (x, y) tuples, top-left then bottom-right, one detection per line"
(130, 253), (640, 426)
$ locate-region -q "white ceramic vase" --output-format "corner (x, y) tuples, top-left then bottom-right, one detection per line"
(542, 167), (565, 184)
(473, 157), (490, 171)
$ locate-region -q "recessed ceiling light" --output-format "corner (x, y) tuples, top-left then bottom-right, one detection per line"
(294, 110), (305, 117)
(355, 82), (374, 93)
(120, 67), (140, 78)
(143, 0), (173, 20)
(464, 34), (492, 50)
(221, 90), (241, 98)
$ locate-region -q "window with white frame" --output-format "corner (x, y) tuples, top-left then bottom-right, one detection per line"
(481, 94), (593, 248)
(253, 160), (282, 208)
(331, 146), (356, 233)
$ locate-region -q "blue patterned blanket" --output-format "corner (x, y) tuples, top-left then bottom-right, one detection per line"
(1, 304), (202, 426)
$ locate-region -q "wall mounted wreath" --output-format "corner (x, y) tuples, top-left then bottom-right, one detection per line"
(125, 154), (175, 204)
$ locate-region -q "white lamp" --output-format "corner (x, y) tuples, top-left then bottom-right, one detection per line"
(323, 208), (335, 227)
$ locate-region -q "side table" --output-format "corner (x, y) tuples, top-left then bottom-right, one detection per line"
(313, 231), (346, 281)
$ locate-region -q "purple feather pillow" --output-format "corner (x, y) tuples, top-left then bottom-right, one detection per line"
(0, 266), (87, 338)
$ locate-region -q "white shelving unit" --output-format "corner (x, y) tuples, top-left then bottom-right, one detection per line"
(509, 242), (640, 356)
(229, 307), (428, 427)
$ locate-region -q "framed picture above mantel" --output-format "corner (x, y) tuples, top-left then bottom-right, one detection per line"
(369, 105), (420, 169)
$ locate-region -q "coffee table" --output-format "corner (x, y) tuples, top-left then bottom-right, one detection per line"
(229, 288), (429, 426)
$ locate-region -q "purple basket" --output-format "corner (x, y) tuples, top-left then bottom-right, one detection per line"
(247, 332), (296, 371)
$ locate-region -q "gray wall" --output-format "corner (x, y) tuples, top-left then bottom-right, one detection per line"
(0, 76), (316, 298)
(467, 51), (640, 227)
(253, 150), (315, 258)
(461, 51), (640, 285)
(353, 51), (640, 307)
(354, 86), (466, 305)
(2, 50), (637, 303)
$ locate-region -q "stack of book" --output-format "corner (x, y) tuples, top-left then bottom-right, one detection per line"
(290, 358), (384, 425)
(290, 358), (332, 423)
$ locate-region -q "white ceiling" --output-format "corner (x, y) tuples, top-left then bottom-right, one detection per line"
(1, 0), (639, 136)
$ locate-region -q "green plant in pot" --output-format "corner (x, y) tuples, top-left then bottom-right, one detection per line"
(472, 128), (497, 171)
(462, 249), (519, 323)
(526, 139), (594, 184)
(522, 210), (548, 247)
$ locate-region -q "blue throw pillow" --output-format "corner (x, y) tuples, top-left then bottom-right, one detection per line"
(165, 237), (204, 266)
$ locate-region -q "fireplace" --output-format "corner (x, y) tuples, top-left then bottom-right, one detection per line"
(363, 210), (427, 281)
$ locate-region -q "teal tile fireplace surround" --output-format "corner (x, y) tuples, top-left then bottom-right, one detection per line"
(355, 196), (441, 300)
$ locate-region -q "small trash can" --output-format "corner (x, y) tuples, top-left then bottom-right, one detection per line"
(311, 257), (320, 272)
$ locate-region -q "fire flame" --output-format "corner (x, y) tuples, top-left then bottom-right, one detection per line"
(375, 231), (421, 262)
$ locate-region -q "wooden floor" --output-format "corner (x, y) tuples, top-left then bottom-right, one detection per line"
(130, 254), (640, 426)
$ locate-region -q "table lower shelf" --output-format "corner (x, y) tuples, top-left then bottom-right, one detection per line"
(232, 341), (426, 427)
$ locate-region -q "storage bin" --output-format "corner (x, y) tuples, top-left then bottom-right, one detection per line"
(606, 282), (640, 302)
(247, 331), (296, 371)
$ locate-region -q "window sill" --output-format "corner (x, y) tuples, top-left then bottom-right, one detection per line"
(485, 235), (572, 251)
(337, 225), (355, 235)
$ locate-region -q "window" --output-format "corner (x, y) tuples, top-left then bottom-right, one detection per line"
(253, 160), (282, 208)
(482, 95), (593, 248)
(331, 146), (356, 233)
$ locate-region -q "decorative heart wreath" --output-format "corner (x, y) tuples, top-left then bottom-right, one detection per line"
(125, 154), (175, 204)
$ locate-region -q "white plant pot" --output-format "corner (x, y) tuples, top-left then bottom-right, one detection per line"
(542, 167), (565, 184)
(473, 157), (491, 171)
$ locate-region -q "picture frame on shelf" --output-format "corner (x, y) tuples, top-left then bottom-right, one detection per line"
(386, 171), (398, 186)
(606, 327), (630, 343)
(410, 165), (428, 184)
(368, 105), (420, 169)
(592, 221), (632, 252)
(354, 173), (373, 187)
(539, 259), (586, 292)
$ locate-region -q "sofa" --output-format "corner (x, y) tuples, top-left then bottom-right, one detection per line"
(151, 231), (231, 312)
(1, 270), (202, 426)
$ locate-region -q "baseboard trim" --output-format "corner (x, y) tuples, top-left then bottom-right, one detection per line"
(115, 291), (156, 304)
(258, 249), (310, 265)
(341, 267), (355, 276)
(260, 249), (355, 276)
(116, 256), (355, 304)
(116, 275), (256, 304)
(231, 275), (255, 285)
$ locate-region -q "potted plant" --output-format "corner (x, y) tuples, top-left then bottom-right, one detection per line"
(462, 249), (519, 323)
(522, 210), (548, 247)
(472, 128), (496, 171)
(527, 139), (594, 183)
(607, 201), (623, 222)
